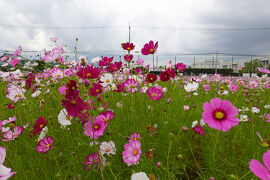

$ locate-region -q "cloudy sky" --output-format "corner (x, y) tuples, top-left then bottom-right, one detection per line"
(1, 0), (270, 65)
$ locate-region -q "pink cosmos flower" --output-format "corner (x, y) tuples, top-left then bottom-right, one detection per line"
(249, 80), (258, 88)
(50, 37), (58, 42)
(36, 137), (53, 153)
(264, 113), (270, 122)
(136, 59), (144, 65)
(141, 40), (158, 55)
(228, 84), (239, 92)
(130, 133), (141, 142)
(202, 85), (210, 91)
(123, 79), (138, 93)
(9, 59), (20, 67)
(2, 126), (24, 142)
(33, 117), (47, 136)
(258, 67), (270, 74)
(147, 87), (163, 100)
(98, 110), (114, 125)
(84, 116), (107, 140)
(202, 98), (239, 132)
(0, 146), (16, 179)
(122, 140), (141, 166)
(124, 54), (133, 63)
(249, 150), (270, 180)
(6, 85), (25, 103)
(58, 86), (67, 95)
(84, 152), (99, 169)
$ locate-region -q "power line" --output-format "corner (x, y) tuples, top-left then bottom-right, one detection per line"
(1, 24), (270, 31)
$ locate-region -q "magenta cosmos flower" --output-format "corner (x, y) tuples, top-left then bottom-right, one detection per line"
(61, 90), (84, 117)
(249, 150), (270, 180)
(202, 98), (239, 132)
(175, 63), (186, 72)
(84, 116), (107, 140)
(77, 65), (100, 79)
(33, 117), (47, 136)
(141, 40), (158, 55)
(122, 140), (141, 166)
(36, 137), (53, 153)
(147, 87), (163, 100)
(123, 79), (138, 93)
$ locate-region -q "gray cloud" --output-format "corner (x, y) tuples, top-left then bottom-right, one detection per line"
(1, 0), (270, 66)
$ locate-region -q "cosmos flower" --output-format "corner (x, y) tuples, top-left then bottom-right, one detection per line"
(147, 87), (163, 100)
(58, 109), (72, 127)
(0, 146), (16, 179)
(98, 110), (114, 125)
(130, 133), (141, 142)
(98, 56), (114, 67)
(175, 63), (186, 72)
(2, 126), (24, 142)
(124, 54), (133, 63)
(61, 90), (84, 117)
(159, 71), (170, 82)
(33, 117), (47, 136)
(122, 140), (141, 166)
(131, 172), (149, 180)
(141, 40), (158, 55)
(192, 125), (205, 135)
(58, 86), (67, 95)
(89, 83), (103, 97)
(202, 85), (210, 91)
(249, 150), (270, 180)
(77, 65), (100, 79)
(123, 79), (138, 93)
(6, 85), (25, 103)
(121, 42), (135, 51)
(136, 59), (144, 65)
(145, 73), (157, 83)
(36, 137), (53, 153)
(84, 116), (107, 140)
(100, 73), (113, 87)
(184, 82), (199, 92)
(202, 98), (239, 132)
(100, 141), (116, 155)
(84, 152), (99, 168)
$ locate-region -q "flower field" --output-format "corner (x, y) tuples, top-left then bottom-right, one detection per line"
(0, 40), (270, 180)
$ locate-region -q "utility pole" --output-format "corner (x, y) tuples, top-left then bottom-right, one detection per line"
(119, 56), (121, 62)
(193, 56), (196, 68)
(128, 25), (131, 43)
(215, 50), (218, 74)
(212, 56), (214, 69)
(232, 56), (234, 70)
(157, 55), (159, 70)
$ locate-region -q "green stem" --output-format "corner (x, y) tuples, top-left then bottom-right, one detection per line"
(212, 131), (220, 175)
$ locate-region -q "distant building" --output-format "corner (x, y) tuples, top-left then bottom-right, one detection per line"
(191, 57), (269, 73)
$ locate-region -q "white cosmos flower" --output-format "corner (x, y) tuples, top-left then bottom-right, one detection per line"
(91, 57), (101, 63)
(100, 73), (113, 87)
(131, 172), (149, 180)
(240, 114), (248, 122)
(38, 126), (48, 142)
(251, 107), (260, 113)
(58, 109), (72, 127)
(6, 85), (25, 103)
(192, 121), (198, 128)
(31, 90), (41, 97)
(100, 141), (116, 155)
(184, 82), (199, 92)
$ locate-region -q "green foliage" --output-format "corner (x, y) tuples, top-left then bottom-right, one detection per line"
(242, 59), (263, 73)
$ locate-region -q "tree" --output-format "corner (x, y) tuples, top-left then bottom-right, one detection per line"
(243, 59), (263, 75)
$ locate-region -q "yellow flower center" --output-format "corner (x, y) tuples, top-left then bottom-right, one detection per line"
(87, 73), (91, 77)
(72, 86), (75, 90)
(106, 79), (110, 83)
(16, 94), (22, 97)
(40, 124), (43, 128)
(45, 144), (51, 148)
(215, 111), (224, 120)
(149, 48), (154, 53)
(150, 77), (153, 80)
(96, 89), (99, 93)
(66, 115), (70, 120)
(104, 118), (108, 122)
(130, 85), (134, 88)
(133, 150), (138, 155)
(127, 47), (131, 50)
(94, 125), (99, 130)
(57, 74), (60, 77)
(133, 137), (137, 141)
(152, 93), (157, 97)
(71, 100), (76, 105)
(105, 148), (110, 152)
